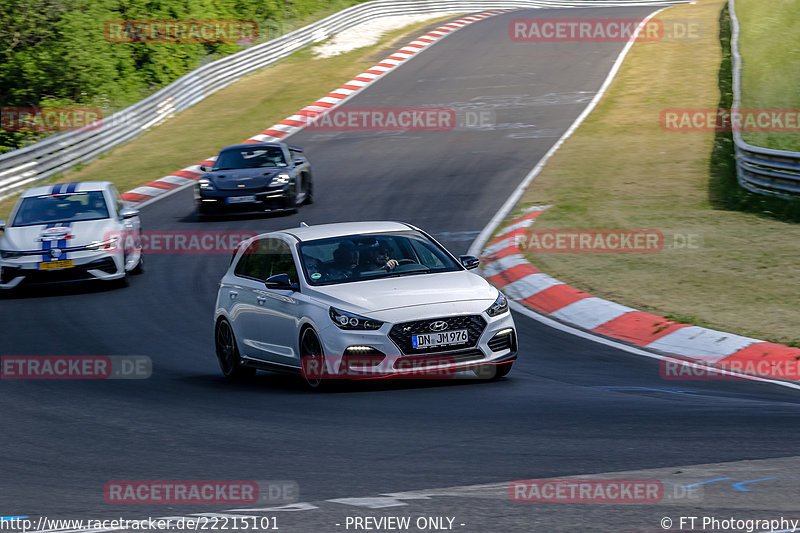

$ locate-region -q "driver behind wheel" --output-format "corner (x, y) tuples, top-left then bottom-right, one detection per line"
(363, 244), (399, 272)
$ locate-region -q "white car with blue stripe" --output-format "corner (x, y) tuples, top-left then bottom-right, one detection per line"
(0, 181), (142, 290)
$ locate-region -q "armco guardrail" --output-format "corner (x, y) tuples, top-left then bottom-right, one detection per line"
(728, 0), (800, 198)
(0, 0), (684, 202)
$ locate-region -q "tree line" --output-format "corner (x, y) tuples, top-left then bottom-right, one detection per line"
(0, 0), (364, 153)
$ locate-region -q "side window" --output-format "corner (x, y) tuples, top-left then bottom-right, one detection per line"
(234, 239), (270, 281)
(234, 238), (298, 284)
(268, 240), (298, 283)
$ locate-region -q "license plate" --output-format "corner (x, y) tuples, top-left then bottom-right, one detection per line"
(39, 260), (74, 270)
(225, 195), (257, 204)
(412, 329), (469, 349)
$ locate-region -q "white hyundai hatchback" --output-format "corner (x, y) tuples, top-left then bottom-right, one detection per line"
(0, 181), (142, 291)
(213, 221), (517, 386)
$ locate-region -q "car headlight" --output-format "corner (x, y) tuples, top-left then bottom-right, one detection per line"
(485, 292), (509, 317)
(85, 236), (120, 251)
(270, 173), (291, 186)
(0, 249), (22, 259)
(198, 178), (214, 190)
(329, 307), (384, 330)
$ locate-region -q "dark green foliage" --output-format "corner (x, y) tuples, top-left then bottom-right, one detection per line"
(0, 0), (367, 153)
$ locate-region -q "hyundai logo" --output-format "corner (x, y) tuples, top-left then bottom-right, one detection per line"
(429, 320), (448, 332)
(50, 248), (62, 259)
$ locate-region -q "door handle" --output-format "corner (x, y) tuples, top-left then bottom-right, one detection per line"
(256, 296), (267, 305)
(229, 291), (238, 299)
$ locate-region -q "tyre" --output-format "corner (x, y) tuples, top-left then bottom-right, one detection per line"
(115, 271), (129, 288)
(494, 362), (513, 378)
(304, 176), (313, 205)
(299, 327), (326, 389)
(131, 252), (144, 275)
(197, 202), (216, 219)
(215, 319), (256, 380)
(0, 287), (18, 299)
(283, 192), (299, 214)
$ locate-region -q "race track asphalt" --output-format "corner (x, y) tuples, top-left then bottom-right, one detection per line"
(2, 6), (800, 532)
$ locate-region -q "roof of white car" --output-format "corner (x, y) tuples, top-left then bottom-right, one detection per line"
(280, 221), (415, 242)
(20, 181), (112, 198)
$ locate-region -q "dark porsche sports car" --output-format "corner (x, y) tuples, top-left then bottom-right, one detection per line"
(195, 142), (313, 216)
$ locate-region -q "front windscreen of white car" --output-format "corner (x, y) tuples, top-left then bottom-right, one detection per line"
(299, 231), (461, 286)
(12, 191), (110, 227)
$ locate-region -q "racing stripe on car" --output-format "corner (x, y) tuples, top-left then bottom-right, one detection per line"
(58, 222), (73, 261)
(117, 10), (509, 206)
(40, 222), (58, 262)
(39, 222), (73, 262)
(480, 209), (800, 382)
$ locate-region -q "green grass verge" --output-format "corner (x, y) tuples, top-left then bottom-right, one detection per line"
(0, 14), (458, 222)
(736, 0), (800, 151)
(516, 0), (800, 346)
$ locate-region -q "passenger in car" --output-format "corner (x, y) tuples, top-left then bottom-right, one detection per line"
(327, 242), (359, 280)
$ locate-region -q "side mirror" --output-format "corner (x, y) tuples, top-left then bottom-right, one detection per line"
(293, 158), (304, 167)
(265, 273), (298, 291)
(0, 220), (5, 231)
(120, 209), (140, 220)
(459, 255), (480, 270)
(199, 165), (207, 172)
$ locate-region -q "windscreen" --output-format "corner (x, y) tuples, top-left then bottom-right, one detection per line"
(299, 231), (462, 285)
(212, 147), (287, 170)
(12, 191), (110, 227)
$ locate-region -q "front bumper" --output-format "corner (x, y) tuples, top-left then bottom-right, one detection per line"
(0, 250), (125, 289)
(312, 310), (517, 380)
(195, 186), (291, 214)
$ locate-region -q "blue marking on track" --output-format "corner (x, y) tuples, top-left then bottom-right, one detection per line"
(591, 386), (690, 395)
(732, 478), (777, 491)
(682, 478), (733, 491)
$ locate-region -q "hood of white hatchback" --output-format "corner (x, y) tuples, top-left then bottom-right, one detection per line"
(310, 270), (497, 313)
(0, 219), (117, 251)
